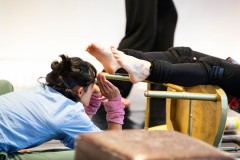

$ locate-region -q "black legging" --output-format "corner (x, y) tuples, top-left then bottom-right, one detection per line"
(122, 47), (240, 98)
(119, 0), (177, 52)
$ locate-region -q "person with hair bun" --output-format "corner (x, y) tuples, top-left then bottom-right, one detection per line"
(0, 54), (125, 159)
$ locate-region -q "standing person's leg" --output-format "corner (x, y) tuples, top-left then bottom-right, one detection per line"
(146, 0), (178, 127)
(153, 0), (178, 51)
(118, 0), (158, 51)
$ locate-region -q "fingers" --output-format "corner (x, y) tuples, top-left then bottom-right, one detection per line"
(97, 74), (112, 94)
(97, 73), (120, 98)
(97, 74), (107, 96)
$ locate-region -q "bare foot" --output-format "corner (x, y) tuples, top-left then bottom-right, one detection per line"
(85, 43), (120, 74)
(111, 46), (151, 84)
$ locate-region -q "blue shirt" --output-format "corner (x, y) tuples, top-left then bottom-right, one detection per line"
(0, 83), (101, 153)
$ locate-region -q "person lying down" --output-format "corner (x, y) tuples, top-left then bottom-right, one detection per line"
(86, 43), (240, 111)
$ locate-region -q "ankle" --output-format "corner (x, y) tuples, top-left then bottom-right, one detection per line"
(142, 60), (151, 78)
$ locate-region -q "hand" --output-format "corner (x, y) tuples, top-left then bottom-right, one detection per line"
(84, 84), (104, 117)
(97, 73), (125, 125)
(97, 73), (121, 99)
(93, 83), (101, 96)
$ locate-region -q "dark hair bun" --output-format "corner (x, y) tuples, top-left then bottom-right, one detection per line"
(45, 54), (97, 102)
(51, 61), (61, 72)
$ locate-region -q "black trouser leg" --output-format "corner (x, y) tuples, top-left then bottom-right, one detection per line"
(146, 56), (240, 98)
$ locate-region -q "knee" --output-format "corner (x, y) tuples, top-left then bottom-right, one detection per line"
(168, 47), (196, 63)
(199, 57), (224, 81)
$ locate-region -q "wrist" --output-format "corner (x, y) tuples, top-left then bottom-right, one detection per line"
(85, 94), (106, 116)
(108, 95), (122, 102)
(104, 96), (125, 124)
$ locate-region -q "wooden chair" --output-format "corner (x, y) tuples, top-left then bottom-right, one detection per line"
(102, 73), (229, 147)
(145, 84), (229, 147)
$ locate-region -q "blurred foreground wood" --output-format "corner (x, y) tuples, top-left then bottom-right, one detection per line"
(75, 130), (233, 160)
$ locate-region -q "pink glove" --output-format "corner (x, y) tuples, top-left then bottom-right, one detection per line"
(103, 96), (125, 124)
(85, 93), (106, 116)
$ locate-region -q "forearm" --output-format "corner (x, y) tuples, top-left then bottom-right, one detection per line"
(97, 73), (125, 130)
(107, 122), (122, 130)
(85, 93), (105, 118)
(104, 96), (125, 130)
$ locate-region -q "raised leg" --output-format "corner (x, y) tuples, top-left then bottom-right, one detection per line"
(111, 46), (151, 83)
(85, 43), (120, 74)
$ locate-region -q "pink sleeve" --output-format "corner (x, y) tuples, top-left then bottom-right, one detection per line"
(103, 96), (125, 125)
(85, 93), (106, 116)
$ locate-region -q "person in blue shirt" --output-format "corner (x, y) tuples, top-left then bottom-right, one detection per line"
(0, 54), (125, 159)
